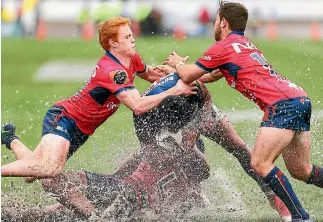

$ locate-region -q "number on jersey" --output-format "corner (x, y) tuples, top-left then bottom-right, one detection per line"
(250, 52), (277, 76)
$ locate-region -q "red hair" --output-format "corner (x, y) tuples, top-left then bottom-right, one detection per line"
(98, 16), (131, 51)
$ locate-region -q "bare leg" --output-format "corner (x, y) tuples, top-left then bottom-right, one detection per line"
(251, 127), (310, 220)
(6, 139), (38, 182)
(200, 105), (274, 195)
(42, 171), (95, 217)
(283, 131), (323, 188)
(10, 139), (32, 160)
(200, 103), (291, 220)
(1, 134), (69, 178)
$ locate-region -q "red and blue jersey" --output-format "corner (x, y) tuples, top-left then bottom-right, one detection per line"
(56, 51), (146, 135)
(196, 30), (307, 111)
(142, 72), (180, 96)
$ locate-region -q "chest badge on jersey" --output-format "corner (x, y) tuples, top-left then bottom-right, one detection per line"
(109, 70), (129, 84)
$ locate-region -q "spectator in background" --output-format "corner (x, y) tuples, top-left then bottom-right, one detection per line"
(76, 2), (90, 36)
(198, 6), (211, 36)
(15, 0), (25, 36)
(249, 7), (262, 37)
(140, 8), (163, 35)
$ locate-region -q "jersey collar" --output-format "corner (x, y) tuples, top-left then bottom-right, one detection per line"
(227, 30), (244, 37)
(106, 51), (122, 65)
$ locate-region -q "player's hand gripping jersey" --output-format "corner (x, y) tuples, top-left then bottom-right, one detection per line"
(196, 31), (307, 111)
(56, 51), (146, 135)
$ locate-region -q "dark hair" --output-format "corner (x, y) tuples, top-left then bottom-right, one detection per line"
(218, 1), (248, 32)
(134, 85), (204, 141)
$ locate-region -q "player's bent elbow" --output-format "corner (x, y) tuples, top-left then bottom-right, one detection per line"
(180, 75), (192, 84)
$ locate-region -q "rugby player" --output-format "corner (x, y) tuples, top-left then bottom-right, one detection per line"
(2, 73), (209, 221)
(1, 16), (196, 181)
(163, 2), (322, 221)
(2, 70), (292, 221)
(114, 68), (292, 221)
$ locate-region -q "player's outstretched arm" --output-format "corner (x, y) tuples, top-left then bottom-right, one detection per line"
(163, 51), (207, 83)
(198, 69), (224, 83)
(117, 80), (197, 115)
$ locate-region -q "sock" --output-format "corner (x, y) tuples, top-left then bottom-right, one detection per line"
(5, 135), (19, 149)
(307, 164), (323, 188)
(264, 166), (309, 220)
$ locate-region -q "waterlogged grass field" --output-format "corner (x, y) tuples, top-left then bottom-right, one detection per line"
(1, 37), (323, 221)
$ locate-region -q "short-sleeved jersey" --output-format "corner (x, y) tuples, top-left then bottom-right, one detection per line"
(196, 30), (307, 111)
(56, 51), (146, 135)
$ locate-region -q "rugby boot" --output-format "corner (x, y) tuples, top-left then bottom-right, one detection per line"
(1, 122), (19, 149)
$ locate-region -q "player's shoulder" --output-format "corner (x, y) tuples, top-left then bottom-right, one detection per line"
(96, 60), (127, 83)
(95, 54), (124, 73)
(205, 41), (226, 55)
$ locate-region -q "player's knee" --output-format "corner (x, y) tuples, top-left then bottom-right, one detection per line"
(250, 156), (265, 176)
(288, 164), (312, 181)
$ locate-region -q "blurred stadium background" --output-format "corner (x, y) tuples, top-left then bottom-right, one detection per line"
(2, 0), (323, 39)
(1, 0), (323, 221)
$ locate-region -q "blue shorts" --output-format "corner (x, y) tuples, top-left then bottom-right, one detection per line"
(42, 106), (89, 158)
(261, 97), (311, 131)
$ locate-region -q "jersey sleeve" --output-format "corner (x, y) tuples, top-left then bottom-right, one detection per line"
(132, 53), (147, 74)
(195, 43), (227, 72)
(99, 69), (135, 95)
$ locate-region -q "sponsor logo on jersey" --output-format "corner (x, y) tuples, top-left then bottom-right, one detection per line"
(107, 102), (120, 111)
(142, 74), (176, 96)
(109, 70), (129, 84)
(201, 55), (211, 61)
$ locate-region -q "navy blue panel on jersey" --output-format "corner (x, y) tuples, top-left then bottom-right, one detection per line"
(217, 62), (242, 80)
(143, 73), (180, 96)
(90, 87), (112, 105)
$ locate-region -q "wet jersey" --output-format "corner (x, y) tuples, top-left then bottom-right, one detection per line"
(56, 51), (146, 135)
(129, 75), (205, 211)
(135, 73), (203, 147)
(196, 30), (307, 111)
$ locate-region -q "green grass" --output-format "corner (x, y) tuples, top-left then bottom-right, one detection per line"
(1, 37), (323, 220)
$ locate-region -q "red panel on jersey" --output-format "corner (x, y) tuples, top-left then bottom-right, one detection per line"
(125, 161), (190, 212)
(55, 52), (146, 135)
(196, 31), (307, 110)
